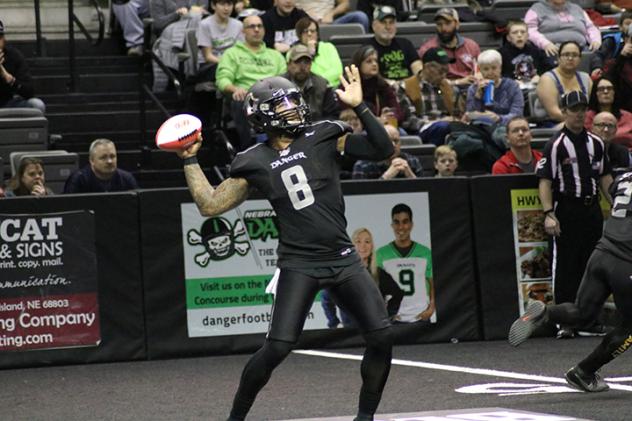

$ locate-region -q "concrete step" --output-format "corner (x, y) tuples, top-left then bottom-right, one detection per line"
(46, 99), (182, 114)
(54, 129), (157, 151)
(47, 109), (165, 133)
(0, 0), (111, 40)
(34, 72), (140, 94)
(14, 37), (126, 58)
(40, 91), (178, 105)
(28, 56), (140, 75)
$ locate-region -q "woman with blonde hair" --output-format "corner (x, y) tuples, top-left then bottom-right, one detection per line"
(353, 228), (404, 319)
(321, 227), (404, 328)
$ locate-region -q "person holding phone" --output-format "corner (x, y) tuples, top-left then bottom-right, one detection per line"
(0, 20), (45, 113)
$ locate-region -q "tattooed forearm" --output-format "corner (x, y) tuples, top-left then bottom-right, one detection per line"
(183, 164), (249, 216)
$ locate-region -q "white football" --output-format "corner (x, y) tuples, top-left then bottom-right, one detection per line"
(155, 114), (202, 151)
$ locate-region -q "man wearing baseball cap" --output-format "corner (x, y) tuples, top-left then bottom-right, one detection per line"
(366, 5), (422, 81)
(397, 47), (463, 145)
(281, 44), (338, 121)
(418, 8), (480, 89)
(356, 0), (404, 26)
(537, 90), (613, 340)
(0, 21), (45, 113)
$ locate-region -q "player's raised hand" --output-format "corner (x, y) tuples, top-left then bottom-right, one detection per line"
(336, 65), (363, 108)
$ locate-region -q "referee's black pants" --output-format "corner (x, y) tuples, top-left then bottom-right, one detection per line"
(551, 197), (603, 306)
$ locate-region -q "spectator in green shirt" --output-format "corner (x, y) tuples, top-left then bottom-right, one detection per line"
(216, 14), (286, 150)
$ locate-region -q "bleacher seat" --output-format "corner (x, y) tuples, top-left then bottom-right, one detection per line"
(400, 135), (422, 147)
(486, 0), (533, 22)
(579, 51), (593, 73)
(401, 144), (436, 177)
(329, 34), (374, 65)
(530, 128), (557, 150)
(319, 23), (365, 42)
(10, 150), (79, 194)
(0, 108), (48, 170)
(527, 90), (547, 121)
(416, 3), (468, 23)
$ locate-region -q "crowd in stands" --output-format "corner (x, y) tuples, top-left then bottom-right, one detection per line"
(125, 0), (630, 177)
(3, 0), (632, 197)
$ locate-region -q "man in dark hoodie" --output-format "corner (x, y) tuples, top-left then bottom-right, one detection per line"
(0, 20), (45, 113)
(498, 20), (554, 89)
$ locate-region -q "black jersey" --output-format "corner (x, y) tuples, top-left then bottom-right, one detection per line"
(229, 120), (359, 268)
(597, 171), (632, 263)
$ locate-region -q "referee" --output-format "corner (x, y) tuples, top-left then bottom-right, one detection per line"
(536, 90), (613, 339)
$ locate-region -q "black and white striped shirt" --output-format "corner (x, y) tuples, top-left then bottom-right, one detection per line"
(536, 127), (611, 198)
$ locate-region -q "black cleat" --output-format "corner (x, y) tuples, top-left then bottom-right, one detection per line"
(508, 300), (546, 347)
(565, 366), (609, 392)
(577, 323), (612, 337)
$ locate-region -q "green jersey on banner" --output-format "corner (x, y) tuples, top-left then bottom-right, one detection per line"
(376, 241), (433, 323)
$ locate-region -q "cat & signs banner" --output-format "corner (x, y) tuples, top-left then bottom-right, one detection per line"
(0, 210), (99, 352)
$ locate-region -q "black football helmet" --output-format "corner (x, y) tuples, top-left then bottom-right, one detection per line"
(243, 77), (311, 137)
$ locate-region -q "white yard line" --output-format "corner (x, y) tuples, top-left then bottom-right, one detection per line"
(293, 349), (632, 392)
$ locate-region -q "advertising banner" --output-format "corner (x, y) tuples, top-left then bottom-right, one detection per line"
(0, 211), (99, 351)
(510, 189), (552, 315)
(181, 192), (433, 338)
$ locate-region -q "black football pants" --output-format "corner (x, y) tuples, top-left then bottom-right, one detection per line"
(228, 261), (392, 420)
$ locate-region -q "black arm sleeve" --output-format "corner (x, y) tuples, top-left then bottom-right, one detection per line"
(378, 268), (404, 317)
(343, 102), (394, 160)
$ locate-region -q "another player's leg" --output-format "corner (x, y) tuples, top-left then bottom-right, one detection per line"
(329, 263), (393, 421)
(509, 250), (610, 347)
(565, 251), (632, 392)
(227, 269), (320, 420)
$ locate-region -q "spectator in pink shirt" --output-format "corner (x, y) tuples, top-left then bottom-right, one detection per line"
(418, 8), (480, 89)
(524, 0), (601, 57)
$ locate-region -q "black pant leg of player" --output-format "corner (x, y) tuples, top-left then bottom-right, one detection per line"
(547, 249), (613, 327)
(228, 270), (320, 420)
(573, 250), (632, 374)
(328, 263), (393, 419)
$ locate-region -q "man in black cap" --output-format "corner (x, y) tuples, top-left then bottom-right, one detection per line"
(366, 5), (422, 81)
(397, 47), (463, 145)
(417, 7), (480, 89)
(281, 44), (338, 121)
(536, 90), (613, 339)
(0, 21), (45, 113)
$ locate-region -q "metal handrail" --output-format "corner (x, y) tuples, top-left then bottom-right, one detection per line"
(67, 0), (105, 91)
(72, 0), (105, 46)
(138, 18), (184, 148)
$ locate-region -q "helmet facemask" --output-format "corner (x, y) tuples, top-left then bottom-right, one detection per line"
(246, 87), (312, 137)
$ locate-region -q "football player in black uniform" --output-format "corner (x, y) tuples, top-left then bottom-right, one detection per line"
(509, 171), (632, 393)
(178, 66), (395, 421)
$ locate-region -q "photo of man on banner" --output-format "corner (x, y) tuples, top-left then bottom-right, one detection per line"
(376, 203), (435, 323)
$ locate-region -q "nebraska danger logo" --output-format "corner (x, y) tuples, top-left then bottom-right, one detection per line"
(187, 217), (250, 266)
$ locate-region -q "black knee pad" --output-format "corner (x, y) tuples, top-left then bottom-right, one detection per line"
(364, 327), (394, 351)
